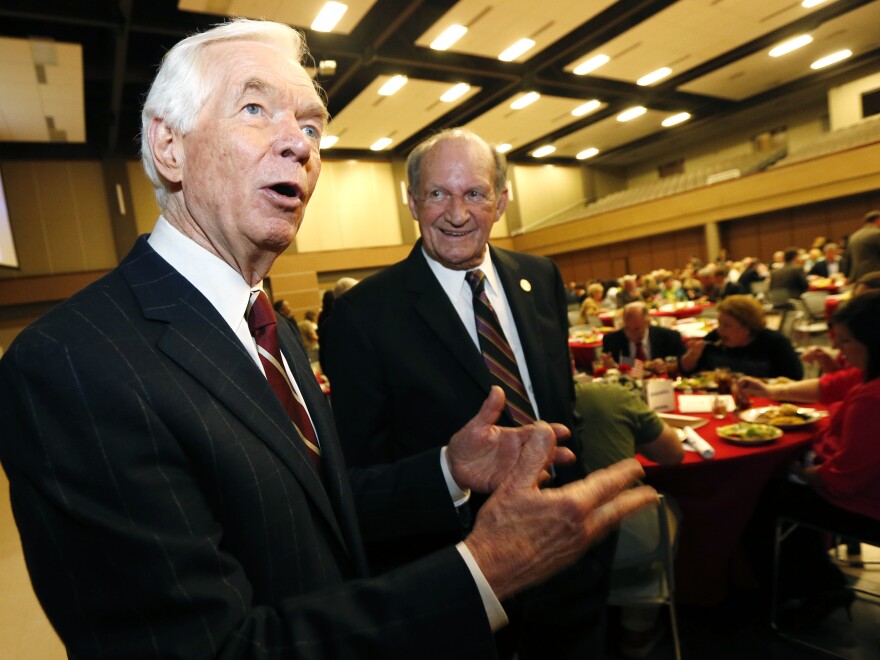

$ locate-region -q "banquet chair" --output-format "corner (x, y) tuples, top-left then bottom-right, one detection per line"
(800, 290), (829, 322)
(770, 506), (880, 656)
(787, 298), (828, 347)
(608, 494), (682, 660)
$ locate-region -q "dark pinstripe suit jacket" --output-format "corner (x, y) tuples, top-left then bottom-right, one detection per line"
(0, 237), (494, 659)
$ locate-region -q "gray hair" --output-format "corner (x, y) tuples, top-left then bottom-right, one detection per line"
(140, 19), (313, 209)
(405, 128), (507, 198)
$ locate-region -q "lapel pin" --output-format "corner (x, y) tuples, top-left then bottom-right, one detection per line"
(520, 279), (532, 292)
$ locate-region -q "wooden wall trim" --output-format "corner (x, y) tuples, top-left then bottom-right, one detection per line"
(512, 142), (880, 257)
(0, 270), (108, 306)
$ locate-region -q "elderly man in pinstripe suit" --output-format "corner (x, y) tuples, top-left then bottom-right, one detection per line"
(0, 19), (653, 659)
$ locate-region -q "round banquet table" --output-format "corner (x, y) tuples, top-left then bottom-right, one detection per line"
(824, 293), (847, 321)
(638, 395), (822, 605)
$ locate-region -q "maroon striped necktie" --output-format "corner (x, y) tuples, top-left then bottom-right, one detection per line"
(465, 269), (536, 426)
(247, 291), (322, 471)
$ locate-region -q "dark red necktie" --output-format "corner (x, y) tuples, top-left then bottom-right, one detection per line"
(635, 342), (647, 363)
(247, 291), (321, 471)
(466, 269), (536, 426)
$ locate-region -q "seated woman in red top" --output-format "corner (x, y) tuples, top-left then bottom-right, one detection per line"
(745, 291), (880, 627)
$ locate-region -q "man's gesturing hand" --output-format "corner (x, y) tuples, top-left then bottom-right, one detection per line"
(463, 422), (656, 601)
(446, 386), (574, 493)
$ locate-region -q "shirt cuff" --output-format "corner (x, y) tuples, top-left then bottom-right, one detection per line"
(441, 446), (471, 507)
(455, 541), (508, 632)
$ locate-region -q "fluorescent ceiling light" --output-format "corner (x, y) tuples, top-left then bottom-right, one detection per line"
(572, 100), (601, 117)
(801, 0), (828, 7)
(769, 34), (813, 57)
(311, 2), (348, 32)
(378, 75), (408, 96)
(811, 49), (852, 69)
(431, 25), (467, 51)
(496, 143), (512, 154)
(499, 38), (535, 62)
(617, 106), (647, 122)
(573, 54), (610, 76)
(531, 145), (556, 158)
(440, 83), (471, 103)
(662, 112), (691, 127)
(576, 148), (599, 160)
(637, 67), (671, 86)
(510, 92), (540, 110)
(320, 135), (339, 149)
(370, 137), (393, 151)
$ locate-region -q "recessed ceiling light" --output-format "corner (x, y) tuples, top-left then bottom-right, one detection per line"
(510, 92), (540, 110)
(801, 0), (827, 7)
(431, 25), (467, 51)
(440, 83), (471, 103)
(769, 34), (813, 58)
(311, 2), (348, 32)
(370, 137), (393, 151)
(617, 106), (647, 122)
(573, 54), (610, 76)
(662, 112), (691, 127)
(811, 49), (852, 69)
(531, 145), (556, 158)
(378, 75), (408, 96)
(576, 148), (599, 160)
(499, 38), (535, 62)
(572, 100), (601, 117)
(637, 67), (672, 86)
(320, 135), (339, 149)
(496, 143), (512, 154)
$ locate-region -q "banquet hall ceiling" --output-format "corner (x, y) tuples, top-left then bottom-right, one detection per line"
(1, 0), (879, 167)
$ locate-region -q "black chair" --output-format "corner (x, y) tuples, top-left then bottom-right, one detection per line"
(771, 503), (880, 656)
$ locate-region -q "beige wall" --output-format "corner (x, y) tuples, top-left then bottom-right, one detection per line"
(0, 160), (116, 280)
(510, 163), (585, 230)
(829, 72), (880, 129)
(296, 159), (404, 252)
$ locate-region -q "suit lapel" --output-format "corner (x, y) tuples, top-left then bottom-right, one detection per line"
(121, 239), (348, 552)
(405, 243), (493, 394)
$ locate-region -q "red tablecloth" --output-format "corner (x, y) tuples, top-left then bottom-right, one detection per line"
(599, 302), (714, 325)
(825, 293), (847, 321)
(569, 337), (602, 371)
(639, 396), (821, 605)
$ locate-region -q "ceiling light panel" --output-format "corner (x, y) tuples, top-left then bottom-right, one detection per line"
(415, 0), (616, 60)
(464, 92), (603, 152)
(326, 75), (481, 150)
(562, 0), (824, 82)
(178, 0), (377, 35)
(551, 109), (668, 158)
(681, 0), (880, 100)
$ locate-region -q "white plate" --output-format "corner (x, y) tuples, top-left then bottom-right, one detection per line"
(738, 406), (823, 429)
(716, 422), (783, 445)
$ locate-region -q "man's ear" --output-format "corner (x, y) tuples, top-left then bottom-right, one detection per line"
(407, 188), (419, 220)
(148, 117), (183, 184)
(494, 188), (509, 223)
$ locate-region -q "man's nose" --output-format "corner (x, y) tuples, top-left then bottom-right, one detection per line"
(275, 124), (313, 162)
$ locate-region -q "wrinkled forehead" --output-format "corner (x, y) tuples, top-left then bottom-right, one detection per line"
(201, 39), (327, 118)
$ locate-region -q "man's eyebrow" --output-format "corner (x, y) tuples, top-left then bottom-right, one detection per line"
(300, 99), (330, 125)
(235, 77), (329, 123)
(236, 77), (274, 100)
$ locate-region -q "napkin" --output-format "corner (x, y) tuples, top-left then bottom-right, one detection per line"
(678, 394), (735, 413)
(683, 426), (715, 459)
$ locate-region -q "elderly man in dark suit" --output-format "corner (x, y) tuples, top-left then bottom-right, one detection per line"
(602, 302), (687, 374)
(0, 20), (654, 659)
(323, 128), (613, 658)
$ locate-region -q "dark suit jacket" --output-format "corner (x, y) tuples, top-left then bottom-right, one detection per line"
(0, 237), (494, 659)
(808, 258), (841, 278)
(322, 242), (605, 658)
(601, 325), (686, 364)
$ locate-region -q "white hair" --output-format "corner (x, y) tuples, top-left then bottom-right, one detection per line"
(140, 19), (311, 209)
